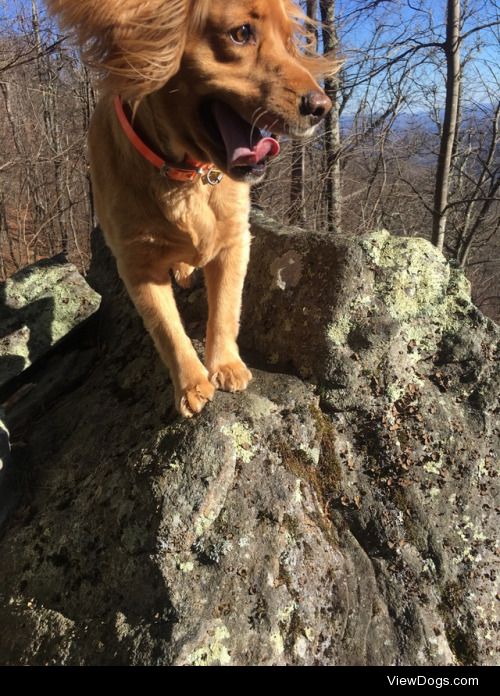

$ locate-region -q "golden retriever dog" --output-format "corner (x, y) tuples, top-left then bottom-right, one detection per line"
(47, 0), (333, 417)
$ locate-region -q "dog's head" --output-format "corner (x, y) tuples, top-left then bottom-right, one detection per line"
(48, 0), (337, 182)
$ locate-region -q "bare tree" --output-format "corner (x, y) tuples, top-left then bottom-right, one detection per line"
(320, 0), (342, 233)
(289, 0), (318, 227)
(432, 0), (461, 251)
(0, 0), (95, 275)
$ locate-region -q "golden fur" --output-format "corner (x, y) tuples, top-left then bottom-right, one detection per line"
(47, 0), (335, 417)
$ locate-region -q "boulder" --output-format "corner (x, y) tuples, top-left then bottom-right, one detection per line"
(0, 408), (9, 504)
(0, 215), (497, 666)
(0, 256), (101, 388)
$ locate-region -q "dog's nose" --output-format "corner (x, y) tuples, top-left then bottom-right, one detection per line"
(300, 91), (332, 121)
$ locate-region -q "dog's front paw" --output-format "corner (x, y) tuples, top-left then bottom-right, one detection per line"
(176, 377), (215, 418)
(209, 361), (253, 393)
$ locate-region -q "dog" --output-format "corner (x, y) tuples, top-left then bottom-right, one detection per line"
(47, 0), (333, 417)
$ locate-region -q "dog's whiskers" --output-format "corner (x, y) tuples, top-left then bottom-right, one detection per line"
(249, 107), (267, 146)
(251, 106), (264, 123)
(267, 118), (279, 133)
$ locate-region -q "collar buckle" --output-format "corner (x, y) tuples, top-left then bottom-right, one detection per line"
(202, 168), (224, 186)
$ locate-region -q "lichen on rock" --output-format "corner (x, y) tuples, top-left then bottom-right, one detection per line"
(0, 256), (101, 387)
(0, 216), (497, 666)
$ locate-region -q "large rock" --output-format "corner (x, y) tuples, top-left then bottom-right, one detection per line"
(0, 256), (101, 387)
(0, 407), (9, 500)
(0, 216), (497, 666)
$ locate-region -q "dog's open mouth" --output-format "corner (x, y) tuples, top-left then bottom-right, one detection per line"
(202, 100), (280, 181)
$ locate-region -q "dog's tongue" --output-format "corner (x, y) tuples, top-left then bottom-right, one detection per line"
(212, 101), (280, 168)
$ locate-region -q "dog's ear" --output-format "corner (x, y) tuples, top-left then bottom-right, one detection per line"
(46, 0), (192, 100)
(284, 0), (341, 80)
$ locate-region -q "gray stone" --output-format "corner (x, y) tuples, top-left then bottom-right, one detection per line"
(0, 255), (101, 387)
(0, 217), (497, 666)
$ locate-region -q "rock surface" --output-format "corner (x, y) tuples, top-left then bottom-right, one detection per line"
(0, 408), (9, 502)
(0, 255), (101, 387)
(0, 215), (498, 666)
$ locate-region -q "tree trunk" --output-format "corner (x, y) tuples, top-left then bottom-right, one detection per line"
(80, 64), (97, 231)
(32, 0), (68, 255)
(289, 143), (306, 226)
(432, 0), (461, 251)
(320, 0), (341, 235)
(289, 0), (318, 227)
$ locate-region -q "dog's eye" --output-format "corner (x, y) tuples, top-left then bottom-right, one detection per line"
(229, 24), (254, 45)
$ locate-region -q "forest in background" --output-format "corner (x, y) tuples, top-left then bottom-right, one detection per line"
(0, 0), (498, 320)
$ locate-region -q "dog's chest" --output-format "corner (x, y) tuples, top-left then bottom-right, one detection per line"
(157, 179), (250, 267)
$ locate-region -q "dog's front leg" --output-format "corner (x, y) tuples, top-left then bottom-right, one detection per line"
(117, 253), (215, 417)
(204, 235), (252, 392)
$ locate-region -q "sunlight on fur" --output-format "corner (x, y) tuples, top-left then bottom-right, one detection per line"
(47, 0), (337, 416)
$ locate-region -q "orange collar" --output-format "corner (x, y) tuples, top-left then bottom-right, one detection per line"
(113, 96), (223, 185)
